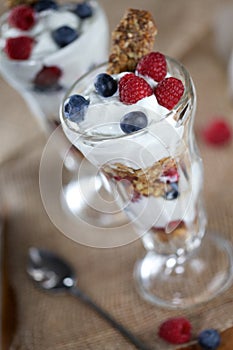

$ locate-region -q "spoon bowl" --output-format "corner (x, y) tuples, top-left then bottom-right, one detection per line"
(27, 247), (152, 350)
(28, 247), (76, 292)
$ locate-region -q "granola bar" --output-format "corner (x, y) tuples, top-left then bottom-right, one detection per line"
(106, 8), (158, 74)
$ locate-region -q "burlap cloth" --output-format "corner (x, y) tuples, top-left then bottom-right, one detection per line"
(1, 0), (233, 349)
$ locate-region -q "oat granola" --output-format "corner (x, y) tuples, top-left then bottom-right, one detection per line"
(103, 157), (178, 198)
(106, 8), (158, 74)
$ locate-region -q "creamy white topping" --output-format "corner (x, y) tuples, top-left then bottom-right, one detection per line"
(0, 2), (109, 121)
(61, 67), (200, 229)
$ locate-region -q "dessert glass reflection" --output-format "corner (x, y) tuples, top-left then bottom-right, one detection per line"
(0, 0), (127, 227)
(60, 57), (233, 308)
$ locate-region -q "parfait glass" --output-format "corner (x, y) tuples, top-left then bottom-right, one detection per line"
(60, 59), (233, 308)
(0, 1), (126, 227)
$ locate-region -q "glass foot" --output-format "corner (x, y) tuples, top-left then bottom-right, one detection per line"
(134, 232), (233, 309)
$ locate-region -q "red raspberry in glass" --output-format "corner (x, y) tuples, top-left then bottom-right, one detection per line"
(161, 167), (179, 183)
(155, 77), (184, 110)
(8, 5), (36, 31)
(119, 74), (153, 104)
(33, 66), (62, 90)
(5, 36), (34, 60)
(136, 52), (167, 82)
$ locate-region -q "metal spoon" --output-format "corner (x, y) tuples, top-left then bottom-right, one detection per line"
(27, 247), (152, 350)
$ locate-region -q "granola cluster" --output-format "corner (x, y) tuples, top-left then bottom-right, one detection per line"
(103, 157), (178, 199)
(107, 8), (158, 74)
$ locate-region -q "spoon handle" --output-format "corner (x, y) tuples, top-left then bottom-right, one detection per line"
(69, 287), (153, 350)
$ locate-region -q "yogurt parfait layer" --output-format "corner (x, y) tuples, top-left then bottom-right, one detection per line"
(61, 9), (204, 253)
(0, 0), (109, 125)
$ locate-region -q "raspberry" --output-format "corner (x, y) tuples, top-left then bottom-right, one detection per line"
(158, 317), (192, 344)
(5, 36), (34, 60)
(8, 5), (36, 31)
(155, 77), (184, 110)
(136, 52), (167, 82)
(33, 66), (62, 91)
(161, 167), (179, 183)
(131, 190), (141, 203)
(202, 118), (232, 146)
(118, 73), (135, 90)
(119, 74), (153, 104)
(167, 220), (183, 231)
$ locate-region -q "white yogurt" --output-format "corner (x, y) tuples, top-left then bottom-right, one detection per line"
(61, 62), (201, 230)
(0, 1), (109, 127)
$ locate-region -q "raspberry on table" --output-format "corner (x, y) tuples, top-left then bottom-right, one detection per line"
(158, 317), (192, 344)
(198, 329), (221, 350)
(8, 5), (36, 31)
(5, 36), (34, 60)
(119, 74), (153, 104)
(202, 118), (232, 146)
(136, 52), (167, 82)
(155, 77), (184, 110)
(33, 66), (62, 91)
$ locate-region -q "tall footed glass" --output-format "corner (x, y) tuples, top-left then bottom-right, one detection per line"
(0, 1), (127, 228)
(61, 58), (233, 308)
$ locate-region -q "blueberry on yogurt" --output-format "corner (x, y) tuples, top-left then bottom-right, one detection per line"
(34, 0), (58, 12)
(64, 94), (89, 123)
(74, 2), (93, 19)
(120, 111), (148, 134)
(52, 26), (78, 48)
(94, 73), (117, 97)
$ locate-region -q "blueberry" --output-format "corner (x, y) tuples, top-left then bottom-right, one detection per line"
(52, 26), (78, 48)
(198, 329), (221, 350)
(34, 0), (58, 12)
(64, 94), (89, 123)
(94, 73), (117, 97)
(74, 2), (93, 18)
(165, 182), (179, 200)
(120, 111), (148, 134)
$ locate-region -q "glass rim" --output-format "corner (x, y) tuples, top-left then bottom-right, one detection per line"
(61, 55), (194, 143)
